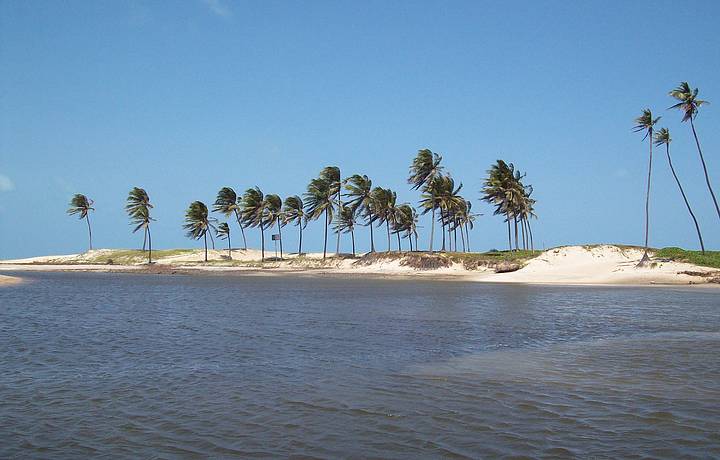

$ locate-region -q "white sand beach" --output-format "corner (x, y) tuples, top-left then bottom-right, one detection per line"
(1, 245), (718, 286)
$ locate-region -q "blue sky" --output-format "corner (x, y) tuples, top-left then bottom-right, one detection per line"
(1, 0), (719, 258)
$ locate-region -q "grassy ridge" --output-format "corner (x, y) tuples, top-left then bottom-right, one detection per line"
(654, 247), (720, 269)
(83, 249), (195, 264)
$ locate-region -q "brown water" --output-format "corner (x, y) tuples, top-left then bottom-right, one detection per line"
(1, 272), (719, 458)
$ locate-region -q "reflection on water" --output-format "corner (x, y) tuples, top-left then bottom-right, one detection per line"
(1, 272), (718, 458)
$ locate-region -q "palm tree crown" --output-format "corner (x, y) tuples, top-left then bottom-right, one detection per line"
(633, 109), (661, 139)
(669, 82), (708, 122)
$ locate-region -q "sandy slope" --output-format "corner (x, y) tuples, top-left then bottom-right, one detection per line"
(1, 245), (718, 286)
(475, 245), (717, 285)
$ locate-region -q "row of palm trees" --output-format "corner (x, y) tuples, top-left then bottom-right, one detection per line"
(68, 151), (534, 262)
(635, 82), (716, 263)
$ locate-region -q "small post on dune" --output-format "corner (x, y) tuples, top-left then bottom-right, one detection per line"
(272, 233), (280, 260)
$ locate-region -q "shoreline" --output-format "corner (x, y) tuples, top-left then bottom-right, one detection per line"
(2, 245), (719, 287)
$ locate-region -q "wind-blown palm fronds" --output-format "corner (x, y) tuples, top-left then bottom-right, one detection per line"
(283, 195), (307, 255)
(320, 166), (342, 255)
(669, 82), (718, 221)
(126, 187), (154, 263)
(213, 187), (248, 250)
(67, 193), (95, 251)
(240, 187), (270, 262)
(334, 204), (357, 256)
(304, 176), (334, 259)
(216, 222), (232, 259)
(265, 194), (284, 259)
(345, 174), (375, 252)
(183, 201), (215, 262)
(408, 149), (443, 251)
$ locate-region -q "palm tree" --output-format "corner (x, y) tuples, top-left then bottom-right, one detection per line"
(304, 177), (334, 259)
(370, 187), (397, 252)
(633, 109), (661, 265)
(213, 187), (248, 250)
(345, 174), (375, 252)
(67, 194), (95, 251)
(394, 204), (418, 251)
(126, 187), (154, 263)
(408, 149), (444, 252)
(183, 201), (215, 262)
(266, 194), (284, 259)
(283, 195), (307, 255)
(334, 204), (357, 256)
(216, 222), (232, 259)
(240, 187), (269, 262)
(481, 160), (530, 252)
(654, 128), (705, 253)
(669, 82), (718, 220)
(320, 167), (342, 255)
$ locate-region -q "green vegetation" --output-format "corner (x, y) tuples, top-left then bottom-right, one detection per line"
(654, 247), (720, 269)
(83, 249), (195, 265)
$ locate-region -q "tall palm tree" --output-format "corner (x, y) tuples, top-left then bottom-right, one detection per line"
(126, 187), (154, 263)
(213, 187), (248, 250)
(266, 194), (284, 259)
(654, 128), (705, 253)
(408, 149), (444, 252)
(669, 82), (718, 220)
(240, 187), (269, 262)
(633, 109), (661, 265)
(216, 222), (232, 259)
(320, 167), (342, 255)
(481, 160), (530, 252)
(334, 204), (357, 256)
(283, 195), (307, 255)
(345, 174), (375, 252)
(183, 201), (215, 262)
(304, 177), (334, 259)
(67, 194), (95, 251)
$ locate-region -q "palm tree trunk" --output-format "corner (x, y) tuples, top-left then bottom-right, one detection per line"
(142, 227), (147, 252)
(521, 218), (527, 250)
(277, 220), (283, 259)
(665, 143), (705, 252)
(203, 232), (208, 262)
(209, 230), (215, 250)
(396, 229), (402, 252)
(506, 213), (511, 251)
(323, 209), (328, 259)
(453, 225), (458, 252)
(234, 209), (248, 250)
(690, 118), (720, 220)
(298, 224), (303, 255)
(351, 229), (356, 257)
(368, 208), (375, 252)
(527, 220), (534, 251)
(336, 194), (341, 255)
(642, 134), (653, 259)
(460, 224), (466, 252)
(465, 222), (471, 253)
(148, 226), (152, 264)
(386, 221), (391, 253)
(429, 192), (435, 252)
(86, 214), (93, 251)
(227, 232), (232, 259)
(514, 216), (519, 251)
(260, 223), (265, 262)
(408, 233), (413, 252)
(440, 212), (446, 252)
